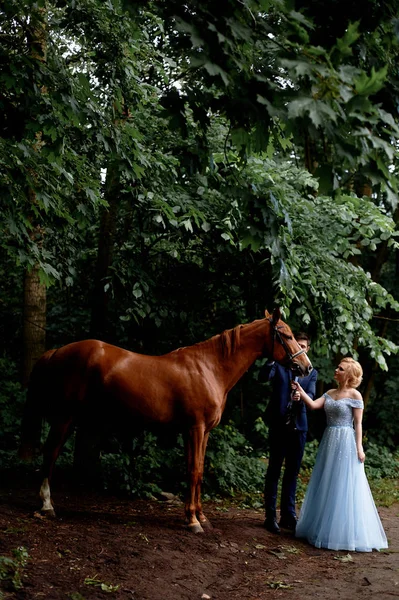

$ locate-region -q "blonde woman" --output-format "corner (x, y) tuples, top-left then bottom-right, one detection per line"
(292, 357), (388, 552)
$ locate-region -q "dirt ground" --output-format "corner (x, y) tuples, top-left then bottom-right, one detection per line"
(0, 478), (398, 600)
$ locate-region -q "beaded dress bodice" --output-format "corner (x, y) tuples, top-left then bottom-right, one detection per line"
(324, 393), (364, 428)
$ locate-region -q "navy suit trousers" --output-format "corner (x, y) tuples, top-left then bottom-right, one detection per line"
(264, 426), (307, 519)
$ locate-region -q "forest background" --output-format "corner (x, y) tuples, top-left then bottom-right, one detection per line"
(1, 0), (399, 506)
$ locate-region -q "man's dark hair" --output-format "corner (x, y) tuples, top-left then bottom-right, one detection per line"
(295, 332), (311, 344)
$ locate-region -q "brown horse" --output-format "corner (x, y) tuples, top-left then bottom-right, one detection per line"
(19, 308), (312, 533)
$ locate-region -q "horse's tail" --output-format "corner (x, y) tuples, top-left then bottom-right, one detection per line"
(18, 348), (57, 462)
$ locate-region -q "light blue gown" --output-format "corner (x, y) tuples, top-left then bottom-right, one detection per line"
(296, 393), (388, 552)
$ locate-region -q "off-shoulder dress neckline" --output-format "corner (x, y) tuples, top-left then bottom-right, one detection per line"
(325, 392), (358, 402)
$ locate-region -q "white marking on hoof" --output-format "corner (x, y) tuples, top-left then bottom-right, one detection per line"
(39, 478), (54, 514)
(187, 522), (204, 534)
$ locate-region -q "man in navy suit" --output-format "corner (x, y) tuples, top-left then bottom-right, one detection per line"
(262, 332), (317, 534)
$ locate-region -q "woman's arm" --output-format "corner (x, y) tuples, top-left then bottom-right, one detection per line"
(292, 381), (325, 410)
(304, 369), (318, 400)
(353, 407), (365, 462)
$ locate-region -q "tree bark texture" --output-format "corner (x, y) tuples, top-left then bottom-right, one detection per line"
(22, 262), (46, 386)
(22, 5), (48, 385)
(90, 164), (120, 340)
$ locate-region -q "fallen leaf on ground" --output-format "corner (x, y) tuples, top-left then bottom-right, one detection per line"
(333, 554), (354, 562)
(281, 545), (301, 554)
(268, 549), (287, 559)
(266, 580), (293, 589)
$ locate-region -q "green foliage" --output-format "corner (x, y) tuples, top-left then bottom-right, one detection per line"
(0, 0), (103, 278)
(68, 594), (86, 600)
(1, 0), (398, 357)
(363, 442), (399, 479)
(253, 416), (270, 446)
(84, 575), (120, 593)
(0, 547), (29, 593)
(364, 337), (399, 451)
(300, 439), (320, 472)
(98, 424), (267, 500)
(211, 153), (399, 368)
(0, 359), (26, 464)
(100, 432), (185, 497)
(204, 424), (265, 497)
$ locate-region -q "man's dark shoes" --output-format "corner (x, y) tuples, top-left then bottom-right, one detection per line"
(263, 518), (280, 534)
(279, 515), (298, 531)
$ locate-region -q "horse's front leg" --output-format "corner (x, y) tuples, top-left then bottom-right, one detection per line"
(39, 419), (73, 517)
(185, 425), (206, 534)
(196, 431), (212, 529)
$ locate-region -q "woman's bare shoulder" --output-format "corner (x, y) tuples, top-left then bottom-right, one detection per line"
(351, 389), (363, 400)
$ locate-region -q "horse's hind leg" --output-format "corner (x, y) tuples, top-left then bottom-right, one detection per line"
(196, 432), (211, 529)
(39, 419), (73, 517)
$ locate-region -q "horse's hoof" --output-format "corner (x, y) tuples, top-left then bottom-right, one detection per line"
(41, 508), (56, 519)
(187, 522), (204, 534)
(200, 519), (213, 530)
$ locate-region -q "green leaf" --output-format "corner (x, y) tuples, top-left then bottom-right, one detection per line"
(354, 66), (388, 96)
(332, 21), (360, 58)
(287, 98), (337, 127)
(203, 62), (230, 86)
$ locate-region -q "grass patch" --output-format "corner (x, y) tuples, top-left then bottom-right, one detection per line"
(369, 477), (399, 507)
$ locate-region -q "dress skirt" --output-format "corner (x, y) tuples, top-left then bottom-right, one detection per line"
(295, 425), (388, 552)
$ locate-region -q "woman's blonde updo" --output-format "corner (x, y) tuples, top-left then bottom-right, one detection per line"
(341, 357), (363, 388)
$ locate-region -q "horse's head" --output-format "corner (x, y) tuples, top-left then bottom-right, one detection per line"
(265, 308), (313, 376)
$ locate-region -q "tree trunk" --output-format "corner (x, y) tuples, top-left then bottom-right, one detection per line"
(89, 164), (120, 340)
(22, 261), (46, 386)
(77, 164), (121, 480)
(21, 5), (48, 385)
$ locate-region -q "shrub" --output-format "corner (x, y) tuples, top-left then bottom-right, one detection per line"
(300, 439), (319, 471)
(204, 423), (266, 497)
(0, 358), (26, 466)
(100, 431), (185, 497)
(0, 547), (29, 594)
(100, 423), (267, 500)
(363, 441), (399, 479)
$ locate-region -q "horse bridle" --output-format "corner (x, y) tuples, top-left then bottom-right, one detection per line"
(268, 319), (306, 366)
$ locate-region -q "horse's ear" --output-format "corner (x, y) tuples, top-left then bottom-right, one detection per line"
(264, 309), (271, 318)
(271, 307), (281, 324)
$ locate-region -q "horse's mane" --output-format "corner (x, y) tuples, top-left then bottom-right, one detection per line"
(219, 325), (242, 358)
(171, 325), (242, 358)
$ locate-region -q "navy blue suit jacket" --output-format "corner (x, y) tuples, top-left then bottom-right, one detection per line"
(263, 363), (318, 432)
